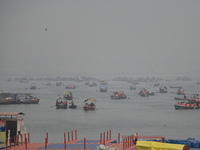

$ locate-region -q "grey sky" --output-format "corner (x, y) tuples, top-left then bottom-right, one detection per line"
(0, 0), (200, 77)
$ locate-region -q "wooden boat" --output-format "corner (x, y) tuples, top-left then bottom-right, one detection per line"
(111, 91), (127, 99)
(30, 83), (37, 89)
(139, 88), (149, 97)
(159, 86), (167, 93)
(56, 82), (62, 86)
(63, 91), (73, 100)
(69, 104), (77, 109)
(65, 85), (76, 89)
(99, 85), (108, 92)
(154, 82), (159, 86)
(69, 101), (77, 109)
(88, 82), (97, 87)
(55, 98), (67, 109)
(83, 98), (96, 110)
(130, 85), (136, 90)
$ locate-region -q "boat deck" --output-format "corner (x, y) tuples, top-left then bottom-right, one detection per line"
(0, 139), (136, 150)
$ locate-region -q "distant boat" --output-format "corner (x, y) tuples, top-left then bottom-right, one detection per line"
(99, 85), (108, 92)
(30, 83), (37, 90)
(65, 85), (76, 89)
(154, 82), (159, 86)
(130, 85), (136, 90)
(111, 91), (127, 99)
(56, 82), (62, 86)
(169, 86), (182, 88)
(159, 86), (167, 93)
(139, 88), (149, 97)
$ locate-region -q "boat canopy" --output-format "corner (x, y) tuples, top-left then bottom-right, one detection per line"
(84, 98), (96, 103)
(136, 141), (189, 150)
(63, 91), (72, 96)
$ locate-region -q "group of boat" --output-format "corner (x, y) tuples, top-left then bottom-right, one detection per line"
(0, 92), (40, 104)
(174, 94), (200, 110)
(55, 91), (96, 110)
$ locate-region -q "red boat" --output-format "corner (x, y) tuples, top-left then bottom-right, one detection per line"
(111, 91), (127, 99)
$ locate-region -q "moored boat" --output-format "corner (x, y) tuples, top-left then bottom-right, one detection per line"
(0, 92), (40, 104)
(111, 91), (127, 99)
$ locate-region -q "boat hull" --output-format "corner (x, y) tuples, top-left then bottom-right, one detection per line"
(174, 104), (200, 110)
(83, 105), (95, 110)
(56, 103), (67, 109)
(69, 105), (77, 109)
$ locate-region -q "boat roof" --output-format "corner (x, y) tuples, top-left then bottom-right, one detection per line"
(0, 112), (25, 116)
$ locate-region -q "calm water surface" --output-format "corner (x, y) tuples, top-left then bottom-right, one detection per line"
(0, 77), (200, 143)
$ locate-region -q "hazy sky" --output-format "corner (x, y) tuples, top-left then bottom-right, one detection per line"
(0, 0), (200, 77)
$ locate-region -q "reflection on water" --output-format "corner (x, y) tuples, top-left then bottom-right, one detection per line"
(0, 77), (200, 143)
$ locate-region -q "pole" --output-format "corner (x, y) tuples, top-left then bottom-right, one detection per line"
(75, 130), (77, 140)
(84, 138), (86, 150)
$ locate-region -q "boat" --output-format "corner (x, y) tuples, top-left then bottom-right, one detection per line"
(56, 82), (62, 86)
(177, 87), (185, 95)
(130, 85), (136, 90)
(69, 101), (77, 109)
(174, 97), (191, 100)
(83, 98), (96, 110)
(63, 91), (73, 100)
(0, 92), (40, 104)
(88, 82), (97, 87)
(46, 82), (51, 86)
(169, 86), (182, 88)
(175, 94), (199, 101)
(65, 85), (76, 89)
(55, 98), (67, 109)
(111, 91), (127, 99)
(30, 83), (37, 89)
(154, 82), (159, 86)
(99, 85), (108, 92)
(174, 102), (200, 110)
(159, 86), (167, 93)
(139, 88), (149, 97)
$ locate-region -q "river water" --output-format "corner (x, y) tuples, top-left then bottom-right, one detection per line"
(0, 76), (200, 143)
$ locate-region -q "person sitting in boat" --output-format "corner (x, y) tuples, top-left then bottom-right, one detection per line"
(70, 101), (75, 106)
(90, 102), (95, 106)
